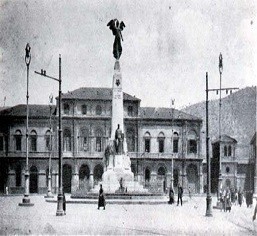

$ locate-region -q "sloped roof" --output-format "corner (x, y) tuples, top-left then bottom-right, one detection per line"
(0, 106), (9, 111)
(62, 87), (140, 101)
(212, 134), (237, 144)
(139, 107), (201, 121)
(0, 104), (55, 118)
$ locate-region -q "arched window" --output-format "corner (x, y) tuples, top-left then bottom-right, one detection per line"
(144, 132), (151, 153)
(126, 128), (135, 152)
(158, 166), (166, 176)
(96, 105), (102, 115)
(14, 130), (22, 151)
(81, 104), (87, 115)
(30, 130), (37, 152)
(15, 165), (22, 187)
(79, 164), (90, 180)
(80, 128), (89, 152)
(173, 132), (179, 153)
(228, 145), (232, 156)
(63, 103), (70, 115)
(93, 164), (104, 184)
(45, 130), (51, 151)
(63, 129), (71, 152)
(158, 132), (165, 153)
(95, 129), (103, 152)
(224, 146), (228, 157)
(188, 130), (197, 154)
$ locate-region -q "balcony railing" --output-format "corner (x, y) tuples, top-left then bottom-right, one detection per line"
(128, 152), (202, 159)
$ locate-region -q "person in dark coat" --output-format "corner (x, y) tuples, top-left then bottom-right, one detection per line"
(177, 184), (183, 206)
(225, 188), (232, 212)
(168, 187), (174, 204)
(238, 188), (243, 207)
(98, 184), (105, 210)
(63, 192), (66, 215)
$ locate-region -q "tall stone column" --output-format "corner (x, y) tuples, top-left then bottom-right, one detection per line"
(199, 162), (203, 194)
(38, 170), (46, 194)
(89, 169), (94, 189)
(72, 163), (79, 194)
(111, 60), (124, 141)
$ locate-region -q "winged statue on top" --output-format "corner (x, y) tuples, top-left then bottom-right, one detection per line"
(107, 19), (126, 60)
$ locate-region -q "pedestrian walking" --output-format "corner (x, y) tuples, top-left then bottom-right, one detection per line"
(246, 191), (253, 208)
(225, 188), (231, 212)
(221, 188), (226, 212)
(234, 189), (238, 205)
(188, 187), (192, 199)
(177, 184), (183, 206)
(63, 192), (66, 215)
(168, 187), (174, 204)
(98, 184), (106, 210)
(238, 187), (243, 207)
(231, 188), (235, 204)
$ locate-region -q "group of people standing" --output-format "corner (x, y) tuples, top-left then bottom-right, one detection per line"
(168, 184), (184, 206)
(220, 187), (254, 212)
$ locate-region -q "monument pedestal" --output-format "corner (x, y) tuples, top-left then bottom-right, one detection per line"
(91, 60), (147, 194)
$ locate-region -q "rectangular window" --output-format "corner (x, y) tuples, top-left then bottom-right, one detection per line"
(189, 140), (197, 154)
(30, 136), (37, 152)
(159, 139), (164, 153)
(0, 136), (3, 151)
(15, 136), (22, 151)
(145, 139), (150, 153)
(82, 105), (87, 115)
(173, 139), (178, 153)
(64, 137), (71, 152)
(96, 137), (102, 152)
(82, 137), (88, 151)
(128, 106), (133, 117)
(45, 136), (50, 151)
(64, 103), (70, 115)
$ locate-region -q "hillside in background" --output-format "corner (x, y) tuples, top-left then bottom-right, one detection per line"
(183, 86), (256, 160)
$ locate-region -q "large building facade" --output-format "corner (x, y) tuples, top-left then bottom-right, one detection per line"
(0, 87), (204, 195)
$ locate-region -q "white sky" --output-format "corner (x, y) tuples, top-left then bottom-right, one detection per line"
(0, 0), (257, 108)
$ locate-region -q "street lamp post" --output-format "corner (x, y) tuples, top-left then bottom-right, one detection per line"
(205, 72), (212, 217)
(218, 53), (223, 204)
(206, 54), (239, 210)
(35, 54), (64, 216)
(19, 43), (34, 207)
(45, 94), (54, 198)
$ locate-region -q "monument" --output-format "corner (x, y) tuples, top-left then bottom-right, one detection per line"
(94, 19), (146, 193)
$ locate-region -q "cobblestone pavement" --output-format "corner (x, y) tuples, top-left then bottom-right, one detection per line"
(0, 195), (256, 235)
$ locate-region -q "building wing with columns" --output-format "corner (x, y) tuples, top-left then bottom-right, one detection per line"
(0, 87), (204, 194)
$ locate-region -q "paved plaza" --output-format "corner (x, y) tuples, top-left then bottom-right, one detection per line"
(0, 195), (256, 235)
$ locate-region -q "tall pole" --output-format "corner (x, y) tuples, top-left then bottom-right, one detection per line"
(35, 54), (64, 215)
(205, 72), (212, 216)
(218, 53), (223, 202)
(19, 43), (34, 206)
(254, 86), (257, 198)
(171, 103), (174, 190)
(56, 54), (64, 216)
(45, 95), (54, 198)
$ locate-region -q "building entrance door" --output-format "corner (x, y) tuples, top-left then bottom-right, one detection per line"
(63, 164), (72, 193)
(30, 166), (38, 193)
